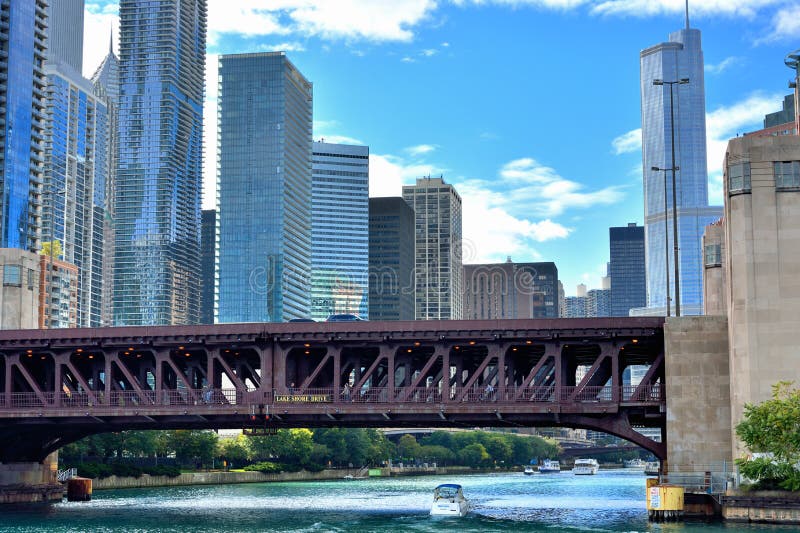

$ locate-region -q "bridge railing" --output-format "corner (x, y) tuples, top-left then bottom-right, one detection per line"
(0, 384), (664, 410)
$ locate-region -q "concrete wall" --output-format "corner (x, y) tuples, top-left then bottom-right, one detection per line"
(723, 135), (800, 459)
(665, 316), (732, 471)
(92, 468), (360, 490)
(702, 221), (726, 316)
(0, 453), (62, 504)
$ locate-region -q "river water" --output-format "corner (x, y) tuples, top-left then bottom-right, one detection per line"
(1, 470), (796, 532)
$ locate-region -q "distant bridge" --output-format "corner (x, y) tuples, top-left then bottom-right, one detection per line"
(0, 318), (666, 462)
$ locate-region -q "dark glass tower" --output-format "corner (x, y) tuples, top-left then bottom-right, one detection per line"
(368, 197), (415, 321)
(609, 223), (647, 317)
(113, 0), (207, 325)
(0, 1), (48, 252)
(216, 52), (312, 323)
(200, 209), (216, 324)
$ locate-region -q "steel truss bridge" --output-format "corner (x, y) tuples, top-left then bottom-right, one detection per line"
(0, 318), (666, 462)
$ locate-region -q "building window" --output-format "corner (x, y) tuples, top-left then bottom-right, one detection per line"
(3, 265), (21, 286)
(704, 244), (721, 267)
(728, 162), (751, 193)
(774, 161), (800, 189)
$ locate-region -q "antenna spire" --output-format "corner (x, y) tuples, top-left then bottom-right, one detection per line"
(109, 24), (113, 54)
(685, 0), (690, 30)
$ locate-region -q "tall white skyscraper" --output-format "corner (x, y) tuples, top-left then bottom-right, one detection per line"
(638, 10), (721, 316)
(311, 141), (369, 321)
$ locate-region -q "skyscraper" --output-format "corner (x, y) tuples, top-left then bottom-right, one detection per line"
(463, 260), (558, 320)
(200, 209), (216, 324)
(114, 0), (206, 326)
(216, 52), (312, 323)
(91, 35), (120, 327)
(368, 197), (415, 321)
(45, 0), (84, 72)
(311, 141), (369, 321)
(402, 177), (463, 320)
(0, 1), (48, 252)
(609, 223), (646, 317)
(42, 60), (108, 327)
(639, 10), (722, 316)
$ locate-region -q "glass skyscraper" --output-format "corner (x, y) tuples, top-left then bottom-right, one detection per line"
(639, 19), (721, 316)
(609, 223), (646, 317)
(114, 0), (206, 326)
(0, 1), (47, 252)
(311, 142), (369, 321)
(402, 177), (463, 320)
(42, 60), (108, 327)
(45, 0), (84, 73)
(91, 36), (120, 327)
(200, 209), (216, 324)
(368, 197), (415, 321)
(216, 52), (312, 323)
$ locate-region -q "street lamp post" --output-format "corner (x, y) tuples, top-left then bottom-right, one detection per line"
(650, 166), (674, 316)
(653, 77), (689, 317)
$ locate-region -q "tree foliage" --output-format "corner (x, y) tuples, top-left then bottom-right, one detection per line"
(736, 381), (800, 491)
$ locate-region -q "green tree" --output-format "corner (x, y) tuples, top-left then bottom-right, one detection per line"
(418, 445), (455, 465)
(164, 430), (218, 466)
(736, 381), (800, 490)
(421, 431), (454, 449)
(482, 435), (513, 465)
(397, 434), (422, 462)
(217, 435), (250, 465)
(458, 443), (490, 467)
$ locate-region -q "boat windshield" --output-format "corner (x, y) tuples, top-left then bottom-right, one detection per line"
(434, 484), (461, 499)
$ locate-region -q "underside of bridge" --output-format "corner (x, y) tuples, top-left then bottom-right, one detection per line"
(0, 318), (666, 462)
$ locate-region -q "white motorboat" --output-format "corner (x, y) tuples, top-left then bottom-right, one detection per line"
(523, 465), (536, 475)
(430, 484), (470, 517)
(538, 459), (561, 473)
(572, 458), (599, 475)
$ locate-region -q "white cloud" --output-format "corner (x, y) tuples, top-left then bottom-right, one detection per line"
(705, 56), (742, 75)
(491, 157), (624, 217)
(611, 128), (642, 155)
(705, 92), (784, 203)
(591, 0), (784, 18)
(757, 3), (800, 43)
(401, 56), (416, 63)
(367, 154), (445, 197)
(421, 48), (438, 57)
(313, 120), (364, 145)
(256, 42), (307, 52)
(316, 134), (365, 145)
(405, 144), (438, 156)
(82, 4), (119, 78)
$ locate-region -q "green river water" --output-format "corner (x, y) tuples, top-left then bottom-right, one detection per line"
(1, 470), (796, 532)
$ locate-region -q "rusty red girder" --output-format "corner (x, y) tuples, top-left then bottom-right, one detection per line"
(0, 318), (666, 461)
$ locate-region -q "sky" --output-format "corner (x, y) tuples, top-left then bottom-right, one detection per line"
(82, 0), (800, 296)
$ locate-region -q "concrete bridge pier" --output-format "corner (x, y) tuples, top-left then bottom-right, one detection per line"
(0, 453), (64, 504)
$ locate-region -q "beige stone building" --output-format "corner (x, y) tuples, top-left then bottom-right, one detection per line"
(702, 219), (726, 316)
(0, 249), (41, 329)
(723, 134), (800, 457)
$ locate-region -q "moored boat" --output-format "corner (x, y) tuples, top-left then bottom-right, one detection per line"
(538, 459), (561, 473)
(523, 465), (535, 475)
(624, 458), (645, 469)
(430, 484), (470, 517)
(644, 461), (660, 475)
(572, 458), (599, 475)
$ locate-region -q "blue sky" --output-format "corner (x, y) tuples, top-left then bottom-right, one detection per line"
(83, 0), (800, 295)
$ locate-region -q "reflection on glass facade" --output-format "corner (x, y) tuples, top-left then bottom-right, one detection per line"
(402, 177), (463, 320)
(200, 209), (216, 324)
(216, 53), (312, 323)
(44, 0), (84, 73)
(114, 0), (206, 326)
(0, 1), (47, 252)
(311, 142), (369, 321)
(368, 197), (415, 321)
(43, 61), (108, 327)
(640, 24), (722, 315)
(609, 224), (646, 317)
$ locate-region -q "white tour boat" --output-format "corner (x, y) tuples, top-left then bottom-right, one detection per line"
(624, 458), (645, 469)
(430, 484), (470, 517)
(572, 458), (599, 475)
(644, 461), (660, 476)
(538, 459), (561, 473)
(523, 465), (536, 475)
